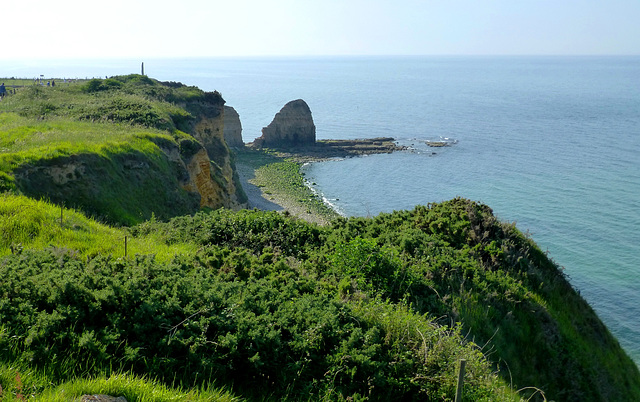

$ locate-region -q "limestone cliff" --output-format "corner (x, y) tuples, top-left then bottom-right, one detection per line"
(223, 106), (244, 148)
(190, 105), (244, 207)
(252, 99), (316, 148)
(182, 148), (225, 208)
(182, 91), (247, 209)
(149, 88), (246, 211)
(155, 138), (227, 209)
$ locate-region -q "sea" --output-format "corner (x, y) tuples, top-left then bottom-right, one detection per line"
(2, 56), (639, 365)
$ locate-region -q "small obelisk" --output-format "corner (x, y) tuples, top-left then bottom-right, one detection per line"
(141, 62), (145, 76)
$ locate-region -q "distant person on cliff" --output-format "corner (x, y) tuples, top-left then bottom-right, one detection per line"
(0, 83), (6, 98)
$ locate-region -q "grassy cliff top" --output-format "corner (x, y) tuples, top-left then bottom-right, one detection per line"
(0, 76), (228, 225)
(0, 112), (172, 171)
(0, 75), (222, 131)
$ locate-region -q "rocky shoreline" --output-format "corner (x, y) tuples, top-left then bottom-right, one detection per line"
(234, 149), (339, 226)
(246, 99), (406, 161)
(235, 137), (406, 225)
(248, 137), (407, 162)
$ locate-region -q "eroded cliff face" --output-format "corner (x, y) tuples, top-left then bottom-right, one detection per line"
(181, 148), (223, 207)
(13, 148), (202, 225)
(190, 104), (244, 208)
(13, 129), (245, 225)
(155, 140), (220, 209)
(223, 106), (244, 148)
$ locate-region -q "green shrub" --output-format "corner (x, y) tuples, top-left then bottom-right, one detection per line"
(84, 79), (103, 93)
(0, 171), (15, 192)
(83, 78), (123, 93)
(0, 246), (507, 401)
(130, 208), (324, 258)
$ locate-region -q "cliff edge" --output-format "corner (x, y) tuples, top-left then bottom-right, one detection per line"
(223, 105), (244, 148)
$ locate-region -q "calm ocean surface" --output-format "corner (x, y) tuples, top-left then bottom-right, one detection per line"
(3, 56), (639, 364)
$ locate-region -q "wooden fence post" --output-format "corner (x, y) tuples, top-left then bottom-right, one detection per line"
(455, 359), (466, 402)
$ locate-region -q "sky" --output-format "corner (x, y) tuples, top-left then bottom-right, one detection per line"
(4, 0), (640, 59)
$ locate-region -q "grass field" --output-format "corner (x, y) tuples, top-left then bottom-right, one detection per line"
(0, 76), (218, 225)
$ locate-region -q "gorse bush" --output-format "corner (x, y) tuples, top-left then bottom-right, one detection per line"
(130, 208), (323, 257)
(0, 200), (521, 401)
(2, 198), (638, 400)
(0, 247), (505, 401)
(83, 78), (123, 93)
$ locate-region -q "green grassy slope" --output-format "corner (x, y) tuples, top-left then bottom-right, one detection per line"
(0, 75), (226, 225)
(1, 198), (639, 400)
(0, 113), (202, 224)
(0, 193), (196, 259)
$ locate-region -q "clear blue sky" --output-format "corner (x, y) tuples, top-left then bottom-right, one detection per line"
(5, 0), (639, 59)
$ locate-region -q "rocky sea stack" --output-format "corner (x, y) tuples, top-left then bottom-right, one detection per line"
(252, 99), (316, 148)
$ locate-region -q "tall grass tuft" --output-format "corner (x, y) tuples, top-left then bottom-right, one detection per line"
(0, 366), (242, 402)
(0, 193), (196, 260)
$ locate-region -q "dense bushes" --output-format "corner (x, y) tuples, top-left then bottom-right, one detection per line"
(129, 199), (640, 401)
(130, 208), (323, 257)
(2, 198), (639, 400)
(84, 78), (123, 93)
(0, 247), (503, 400)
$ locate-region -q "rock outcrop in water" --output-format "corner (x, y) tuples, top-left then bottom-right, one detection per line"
(252, 99), (316, 148)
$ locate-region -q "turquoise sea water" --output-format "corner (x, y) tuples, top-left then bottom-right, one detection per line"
(3, 56), (639, 364)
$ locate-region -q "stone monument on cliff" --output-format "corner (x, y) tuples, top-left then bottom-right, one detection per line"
(252, 99), (316, 148)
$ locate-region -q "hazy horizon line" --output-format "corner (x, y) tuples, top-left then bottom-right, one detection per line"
(2, 53), (639, 62)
